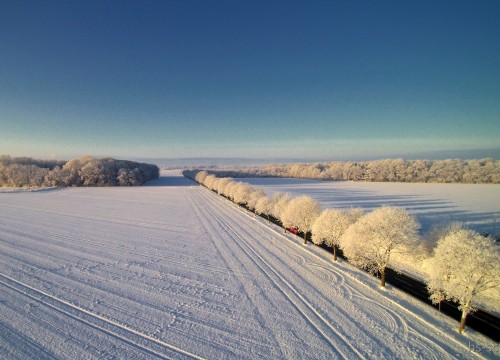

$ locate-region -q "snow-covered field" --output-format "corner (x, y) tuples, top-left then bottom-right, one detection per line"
(0, 187), (56, 193)
(0, 172), (498, 359)
(237, 178), (500, 237)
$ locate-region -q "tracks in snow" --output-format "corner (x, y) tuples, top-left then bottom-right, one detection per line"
(0, 273), (205, 360)
(1, 182), (490, 359)
(193, 188), (478, 360)
(191, 189), (366, 359)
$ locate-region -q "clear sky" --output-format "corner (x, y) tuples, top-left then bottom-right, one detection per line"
(1, 0), (499, 161)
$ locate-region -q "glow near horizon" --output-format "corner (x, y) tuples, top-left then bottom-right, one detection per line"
(0, 1), (499, 160)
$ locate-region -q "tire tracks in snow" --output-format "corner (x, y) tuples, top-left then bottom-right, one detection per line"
(197, 187), (487, 360)
(186, 190), (288, 359)
(0, 273), (205, 360)
(192, 189), (366, 359)
(198, 190), (417, 358)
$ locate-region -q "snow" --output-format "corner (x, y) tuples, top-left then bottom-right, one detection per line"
(236, 178), (500, 236)
(0, 171), (498, 359)
(0, 187), (56, 193)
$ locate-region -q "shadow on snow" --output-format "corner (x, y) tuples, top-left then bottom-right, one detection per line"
(144, 176), (196, 187)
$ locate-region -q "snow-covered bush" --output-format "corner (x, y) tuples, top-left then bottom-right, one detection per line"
(426, 228), (500, 333)
(340, 206), (420, 287)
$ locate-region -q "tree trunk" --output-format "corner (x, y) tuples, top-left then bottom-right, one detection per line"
(303, 232), (307, 244)
(380, 268), (386, 288)
(458, 312), (467, 334)
(458, 302), (471, 334)
(333, 245), (337, 261)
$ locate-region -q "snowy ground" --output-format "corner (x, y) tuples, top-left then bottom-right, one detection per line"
(0, 187), (56, 193)
(236, 178), (500, 237)
(0, 171), (498, 359)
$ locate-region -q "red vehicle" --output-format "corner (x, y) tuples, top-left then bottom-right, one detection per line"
(288, 227), (299, 234)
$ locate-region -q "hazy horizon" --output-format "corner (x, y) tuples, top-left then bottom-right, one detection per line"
(4, 147), (500, 169)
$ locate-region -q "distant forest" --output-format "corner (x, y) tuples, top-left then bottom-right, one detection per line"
(196, 158), (500, 184)
(0, 155), (159, 188)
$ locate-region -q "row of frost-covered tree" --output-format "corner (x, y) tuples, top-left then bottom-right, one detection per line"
(0, 155), (159, 187)
(185, 170), (500, 334)
(205, 158), (500, 184)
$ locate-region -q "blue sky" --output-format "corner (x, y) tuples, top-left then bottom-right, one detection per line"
(1, 0), (499, 160)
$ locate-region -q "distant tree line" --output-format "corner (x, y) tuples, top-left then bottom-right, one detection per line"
(200, 158), (500, 184)
(0, 155), (66, 169)
(0, 155), (159, 188)
(184, 169), (500, 334)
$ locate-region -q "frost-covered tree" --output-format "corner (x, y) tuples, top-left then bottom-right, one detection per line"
(117, 168), (129, 186)
(426, 228), (500, 333)
(270, 193), (292, 229)
(340, 206), (420, 287)
(312, 208), (364, 261)
(195, 171), (209, 184)
(281, 196), (321, 244)
(216, 177), (233, 196)
(211, 178), (221, 192)
(255, 196), (272, 222)
(223, 181), (238, 199)
(215, 158), (500, 184)
(128, 168), (144, 186)
(247, 188), (266, 211)
(45, 166), (69, 187)
(0, 155), (157, 187)
(203, 175), (217, 190)
(80, 161), (107, 186)
(232, 183), (253, 205)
